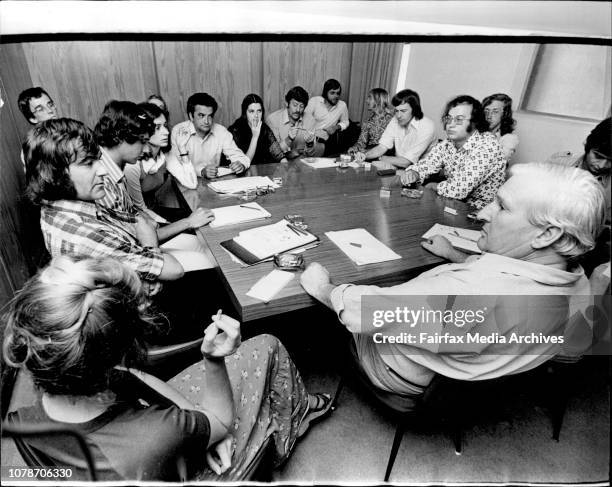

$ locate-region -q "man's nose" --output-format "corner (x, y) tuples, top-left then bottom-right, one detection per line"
(95, 159), (108, 176)
(476, 203), (492, 221)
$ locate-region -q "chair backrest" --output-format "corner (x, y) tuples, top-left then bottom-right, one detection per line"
(2, 422), (97, 481)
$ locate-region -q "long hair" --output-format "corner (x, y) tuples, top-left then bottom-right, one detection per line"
(391, 89), (424, 120)
(240, 93), (265, 120)
(368, 88), (393, 115)
(138, 102), (172, 153)
(443, 95), (488, 134)
(482, 93), (516, 136)
(2, 257), (157, 397)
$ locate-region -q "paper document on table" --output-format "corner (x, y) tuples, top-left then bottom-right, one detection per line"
(216, 167), (234, 177)
(233, 220), (318, 261)
(301, 157), (337, 169)
(422, 223), (482, 254)
(208, 176), (279, 194)
(372, 159), (395, 170)
(210, 202), (271, 228)
(246, 270), (295, 303)
(325, 228), (401, 265)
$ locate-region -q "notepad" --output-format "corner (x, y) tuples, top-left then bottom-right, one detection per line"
(216, 167), (234, 177)
(208, 176), (279, 194)
(210, 202), (271, 228)
(325, 228), (401, 265)
(422, 223), (482, 254)
(246, 270), (295, 303)
(301, 157), (338, 169)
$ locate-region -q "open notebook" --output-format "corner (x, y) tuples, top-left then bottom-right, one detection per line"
(221, 220), (318, 265)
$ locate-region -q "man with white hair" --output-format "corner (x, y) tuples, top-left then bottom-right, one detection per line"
(300, 163), (606, 404)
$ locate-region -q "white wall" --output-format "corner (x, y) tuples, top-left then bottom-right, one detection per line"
(401, 43), (601, 165)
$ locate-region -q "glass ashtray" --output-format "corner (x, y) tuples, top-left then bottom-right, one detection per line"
(274, 253), (304, 271)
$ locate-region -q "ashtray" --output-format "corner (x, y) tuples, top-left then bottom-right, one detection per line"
(274, 253), (305, 271)
(285, 214), (308, 230)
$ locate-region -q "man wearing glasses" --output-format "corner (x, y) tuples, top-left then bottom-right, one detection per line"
(401, 95), (506, 209)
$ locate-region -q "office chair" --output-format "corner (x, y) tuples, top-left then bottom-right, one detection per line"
(2, 422), (97, 481)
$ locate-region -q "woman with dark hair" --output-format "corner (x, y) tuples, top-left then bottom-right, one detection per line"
(228, 94), (287, 165)
(4, 256), (332, 481)
(348, 88), (394, 153)
(482, 93), (519, 163)
(124, 103), (197, 223)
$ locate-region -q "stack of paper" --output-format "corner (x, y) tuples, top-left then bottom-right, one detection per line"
(233, 220), (317, 260)
(246, 270), (295, 303)
(325, 228), (401, 265)
(208, 176), (279, 194)
(210, 202), (271, 228)
(301, 157), (338, 169)
(422, 223), (482, 254)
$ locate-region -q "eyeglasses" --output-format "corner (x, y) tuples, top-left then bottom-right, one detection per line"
(443, 115), (470, 126)
(484, 108), (501, 116)
(32, 101), (56, 114)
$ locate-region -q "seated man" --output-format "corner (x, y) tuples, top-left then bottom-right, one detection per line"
(303, 78), (352, 155)
(359, 89), (435, 169)
(401, 95), (506, 209)
(95, 100), (214, 247)
(24, 118), (183, 300)
(17, 87), (59, 169)
(301, 162), (605, 403)
(171, 92), (250, 180)
(266, 86), (319, 159)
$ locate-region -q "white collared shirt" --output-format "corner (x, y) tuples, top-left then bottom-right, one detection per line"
(378, 116), (436, 163)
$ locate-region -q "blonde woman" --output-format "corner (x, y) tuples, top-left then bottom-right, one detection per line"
(349, 88), (394, 153)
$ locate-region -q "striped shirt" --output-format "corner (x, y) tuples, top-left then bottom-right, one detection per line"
(98, 148), (137, 216)
(40, 199), (164, 297)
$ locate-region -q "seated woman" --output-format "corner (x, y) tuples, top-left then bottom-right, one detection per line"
(124, 103), (198, 223)
(482, 93), (519, 164)
(146, 93), (168, 112)
(4, 256), (333, 481)
(349, 88), (394, 154)
(228, 94), (288, 165)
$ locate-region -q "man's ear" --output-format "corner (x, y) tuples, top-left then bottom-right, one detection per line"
(531, 226), (564, 249)
(188, 112), (194, 122)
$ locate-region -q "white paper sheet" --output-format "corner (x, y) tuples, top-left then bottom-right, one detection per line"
(208, 176), (279, 194)
(300, 157), (338, 169)
(422, 223), (482, 254)
(246, 270), (295, 303)
(325, 228), (401, 265)
(210, 202), (271, 228)
(216, 167), (235, 177)
(234, 220), (317, 260)
(161, 234), (217, 271)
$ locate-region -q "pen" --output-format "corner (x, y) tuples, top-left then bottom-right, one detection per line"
(239, 205), (260, 211)
(349, 242), (362, 248)
(287, 224), (302, 236)
(287, 223), (308, 235)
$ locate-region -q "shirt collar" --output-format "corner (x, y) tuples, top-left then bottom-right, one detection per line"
(100, 148), (125, 184)
(457, 130), (483, 152)
(44, 198), (98, 217)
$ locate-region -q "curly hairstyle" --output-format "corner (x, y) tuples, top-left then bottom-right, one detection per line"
(285, 86), (309, 107)
(482, 93), (516, 136)
(442, 95), (489, 134)
(24, 118), (100, 204)
(138, 102), (172, 153)
(2, 257), (157, 397)
(94, 100), (154, 149)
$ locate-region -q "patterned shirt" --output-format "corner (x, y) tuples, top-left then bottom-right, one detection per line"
(304, 96), (349, 132)
(350, 111), (394, 152)
(411, 131), (506, 209)
(170, 121), (250, 176)
(378, 116), (436, 164)
(40, 199), (164, 297)
(98, 148), (137, 217)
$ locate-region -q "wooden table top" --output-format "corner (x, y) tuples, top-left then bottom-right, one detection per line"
(181, 161), (481, 322)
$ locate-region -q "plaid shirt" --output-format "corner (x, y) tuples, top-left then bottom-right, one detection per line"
(40, 199), (164, 297)
(411, 131), (506, 209)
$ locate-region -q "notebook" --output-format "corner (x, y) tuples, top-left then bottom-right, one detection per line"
(325, 228), (401, 265)
(210, 202), (271, 228)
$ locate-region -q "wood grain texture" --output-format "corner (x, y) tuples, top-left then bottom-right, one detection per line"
(154, 41), (263, 128)
(186, 163), (480, 322)
(21, 41), (158, 127)
(262, 41), (353, 113)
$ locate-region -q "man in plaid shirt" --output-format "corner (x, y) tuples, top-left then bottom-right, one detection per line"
(401, 95), (506, 209)
(24, 118), (185, 300)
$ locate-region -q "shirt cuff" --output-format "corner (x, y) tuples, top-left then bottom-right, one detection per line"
(338, 120), (349, 131)
(330, 283), (354, 324)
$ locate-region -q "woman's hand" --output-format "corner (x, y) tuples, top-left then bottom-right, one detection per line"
(250, 119), (262, 138)
(206, 434), (234, 475)
(201, 313), (241, 359)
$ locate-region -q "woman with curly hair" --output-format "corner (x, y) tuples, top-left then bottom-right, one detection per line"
(482, 93), (519, 164)
(4, 256), (332, 481)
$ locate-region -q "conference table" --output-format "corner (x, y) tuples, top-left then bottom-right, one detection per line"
(180, 161), (481, 322)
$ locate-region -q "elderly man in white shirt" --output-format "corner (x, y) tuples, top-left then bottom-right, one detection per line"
(359, 89), (435, 169)
(300, 163), (605, 406)
(171, 92), (250, 180)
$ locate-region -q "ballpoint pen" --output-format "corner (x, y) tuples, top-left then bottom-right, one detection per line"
(287, 223), (308, 235)
(239, 205), (261, 211)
